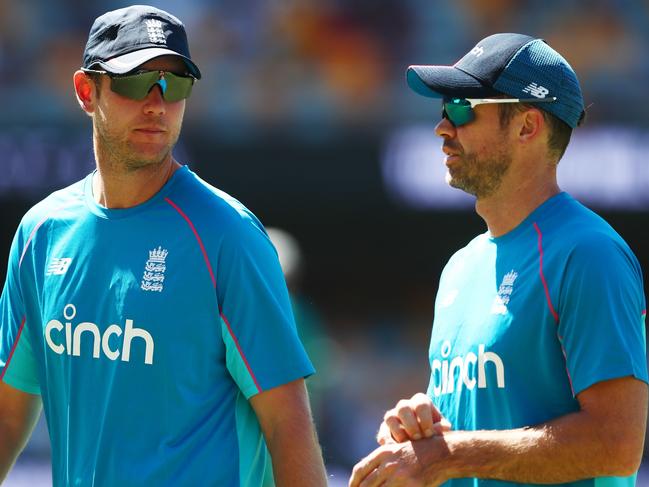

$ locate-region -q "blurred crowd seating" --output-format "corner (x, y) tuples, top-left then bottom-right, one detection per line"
(2, 0), (649, 130)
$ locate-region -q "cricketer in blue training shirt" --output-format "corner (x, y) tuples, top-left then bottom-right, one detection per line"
(0, 5), (327, 487)
(350, 33), (647, 487)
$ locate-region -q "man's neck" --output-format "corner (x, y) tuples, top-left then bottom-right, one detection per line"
(475, 174), (561, 238)
(92, 155), (180, 209)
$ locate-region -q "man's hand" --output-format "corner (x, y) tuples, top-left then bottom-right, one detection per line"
(349, 437), (451, 487)
(377, 393), (451, 445)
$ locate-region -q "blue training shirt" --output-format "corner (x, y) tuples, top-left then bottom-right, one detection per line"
(428, 192), (647, 487)
(0, 165), (314, 486)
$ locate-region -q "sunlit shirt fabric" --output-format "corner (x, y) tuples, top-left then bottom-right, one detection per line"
(428, 193), (647, 487)
(0, 165), (314, 486)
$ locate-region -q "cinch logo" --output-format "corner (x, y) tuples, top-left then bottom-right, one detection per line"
(45, 304), (155, 365)
(430, 340), (505, 397)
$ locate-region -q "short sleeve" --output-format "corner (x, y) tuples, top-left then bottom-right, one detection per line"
(0, 227), (41, 394)
(216, 216), (314, 399)
(558, 234), (648, 395)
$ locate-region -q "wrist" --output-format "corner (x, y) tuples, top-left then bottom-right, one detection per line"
(412, 433), (462, 484)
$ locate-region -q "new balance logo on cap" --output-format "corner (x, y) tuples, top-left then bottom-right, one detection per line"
(406, 33), (586, 128)
(47, 257), (72, 276)
(470, 46), (484, 57)
(522, 83), (550, 98)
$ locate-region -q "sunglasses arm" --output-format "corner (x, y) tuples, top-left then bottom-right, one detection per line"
(466, 97), (558, 108)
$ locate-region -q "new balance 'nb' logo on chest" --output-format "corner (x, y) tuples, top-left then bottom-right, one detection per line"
(47, 257), (72, 276)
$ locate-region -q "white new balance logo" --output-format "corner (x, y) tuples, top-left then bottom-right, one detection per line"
(470, 46), (484, 57)
(145, 19), (166, 44)
(47, 257), (72, 276)
(522, 82), (550, 98)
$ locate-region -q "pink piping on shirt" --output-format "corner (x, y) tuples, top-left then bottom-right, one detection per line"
(164, 197), (262, 394)
(533, 222), (559, 323)
(18, 201), (81, 269)
(0, 317), (26, 382)
(533, 222), (575, 396)
(220, 314), (262, 393)
(19, 214), (53, 268)
(164, 197), (216, 288)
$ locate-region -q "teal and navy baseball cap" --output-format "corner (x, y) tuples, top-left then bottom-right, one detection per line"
(407, 33), (584, 128)
(82, 5), (201, 79)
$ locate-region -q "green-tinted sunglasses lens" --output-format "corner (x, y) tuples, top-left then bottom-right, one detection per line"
(443, 98), (474, 126)
(109, 71), (194, 101)
(161, 72), (194, 102)
(110, 71), (160, 100)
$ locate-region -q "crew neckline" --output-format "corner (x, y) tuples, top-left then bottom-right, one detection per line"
(488, 192), (570, 243)
(84, 165), (189, 219)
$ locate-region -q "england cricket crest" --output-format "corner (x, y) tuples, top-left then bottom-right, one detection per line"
(145, 19), (167, 44)
(141, 246), (168, 292)
(491, 270), (518, 314)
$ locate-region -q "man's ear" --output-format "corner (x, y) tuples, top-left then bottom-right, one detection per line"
(73, 70), (98, 115)
(518, 107), (544, 143)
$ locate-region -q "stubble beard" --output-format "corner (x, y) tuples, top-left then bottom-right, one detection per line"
(94, 118), (180, 173)
(446, 145), (512, 199)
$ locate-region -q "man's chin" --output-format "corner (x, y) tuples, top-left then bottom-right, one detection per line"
(125, 141), (172, 162)
(446, 174), (477, 196)
(124, 149), (172, 172)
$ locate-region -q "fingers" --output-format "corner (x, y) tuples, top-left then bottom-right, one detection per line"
(379, 411), (410, 444)
(399, 399), (426, 439)
(376, 420), (397, 445)
(410, 394), (435, 437)
(357, 469), (383, 487)
(428, 419), (452, 438)
(349, 451), (381, 487)
(381, 393), (451, 443)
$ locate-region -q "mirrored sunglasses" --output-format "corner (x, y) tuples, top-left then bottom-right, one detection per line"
(83, 69), (196, 102)
(442, 96), (558, 127)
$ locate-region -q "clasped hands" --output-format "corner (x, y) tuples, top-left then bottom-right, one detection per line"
(349, 393), (452, 487)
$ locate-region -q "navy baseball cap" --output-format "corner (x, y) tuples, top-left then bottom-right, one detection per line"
(82, 5), (201, 79)
(407, 33), (584, 128)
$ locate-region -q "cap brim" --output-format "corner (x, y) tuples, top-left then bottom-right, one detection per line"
(100, 47), (202, 79)
(407, 65), (499, 98)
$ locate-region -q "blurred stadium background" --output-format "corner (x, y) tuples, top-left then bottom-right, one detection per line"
(1, 0), (648, 485)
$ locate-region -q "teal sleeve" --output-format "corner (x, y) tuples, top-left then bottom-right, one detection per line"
(0, 226), (41, 394)
(215, 214), (314, 399)
(558, 234), (648, 395)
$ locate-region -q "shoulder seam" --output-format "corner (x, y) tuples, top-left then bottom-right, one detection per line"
(19, 200), (82, 268)
(164, 197), (217, 289)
